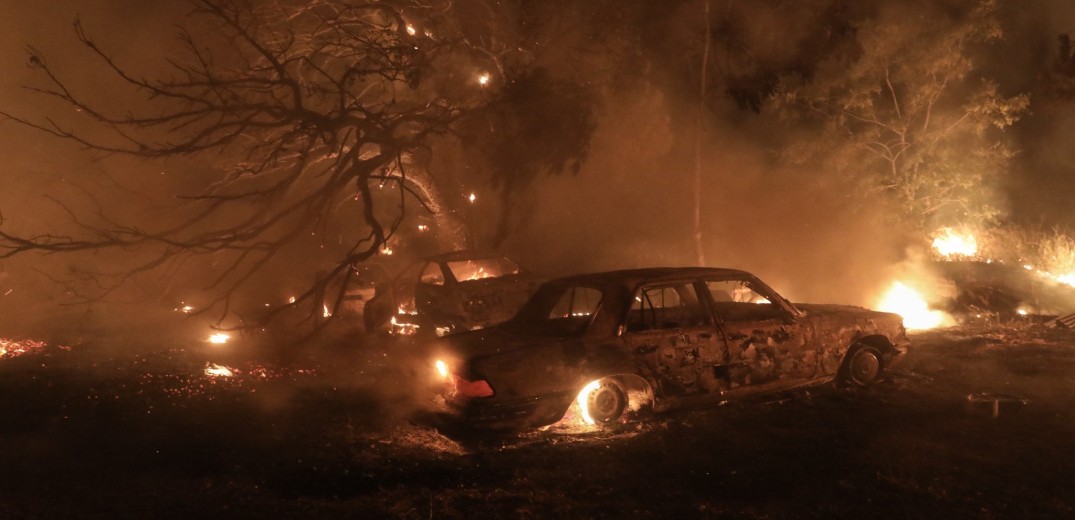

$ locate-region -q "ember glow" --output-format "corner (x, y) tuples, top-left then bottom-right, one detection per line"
(389, 315), (419, 335)
(204, 363), (235, 378)
(876, 281), (949, 330)
(931, 228), (978, 259)
(576, 380), (602, 425)
(208, 333), (230, 344)
(477, 73), (490, 86)
(0, 338), (47, 359)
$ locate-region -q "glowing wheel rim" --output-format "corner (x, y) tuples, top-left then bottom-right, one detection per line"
(582, 380), (626, 424)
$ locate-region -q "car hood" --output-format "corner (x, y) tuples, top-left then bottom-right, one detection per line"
(795, 303), (901, 321)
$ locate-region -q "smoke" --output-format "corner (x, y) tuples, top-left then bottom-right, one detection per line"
(3, 0), (1075, 340)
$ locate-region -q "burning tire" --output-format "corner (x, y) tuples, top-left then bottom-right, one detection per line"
(582, 378), (627, 424)
(840, 344), (884, 386)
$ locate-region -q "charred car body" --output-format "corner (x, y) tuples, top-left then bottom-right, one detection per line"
(365, 251), (542, 336)
(433, 267), (909, 429)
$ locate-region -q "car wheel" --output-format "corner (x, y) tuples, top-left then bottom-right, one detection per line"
(585, 379), (627, 424)
(842, 345), (883, 386)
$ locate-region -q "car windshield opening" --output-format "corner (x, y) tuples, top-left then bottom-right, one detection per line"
(447, 257), (520, 282)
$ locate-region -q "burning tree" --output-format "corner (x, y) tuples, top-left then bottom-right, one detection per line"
(774, 0), (1028, 231)
(0, 0), (592, 329)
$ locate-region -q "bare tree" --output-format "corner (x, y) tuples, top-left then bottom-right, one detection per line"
(0, 0), (514, 330)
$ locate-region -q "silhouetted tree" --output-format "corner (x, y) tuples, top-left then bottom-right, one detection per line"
(0, 0), (593, 330)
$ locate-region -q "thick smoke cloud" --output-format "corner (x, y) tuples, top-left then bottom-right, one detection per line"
(2, 0), (1075, 338)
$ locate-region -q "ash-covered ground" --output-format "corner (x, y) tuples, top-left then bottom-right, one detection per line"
(1, 322), (1074, 519)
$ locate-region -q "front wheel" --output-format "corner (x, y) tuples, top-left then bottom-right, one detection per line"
(841, 345), (883, 386)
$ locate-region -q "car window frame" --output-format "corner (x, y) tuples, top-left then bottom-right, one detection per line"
(622, 280), (714, 333)
(700, 275), (800, 322)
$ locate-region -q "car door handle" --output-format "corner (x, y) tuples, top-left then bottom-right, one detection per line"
(634, 345), (658, 355)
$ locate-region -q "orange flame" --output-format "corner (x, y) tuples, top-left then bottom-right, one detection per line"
(931, 228), (978, 259)
(876, 281), (950, 330)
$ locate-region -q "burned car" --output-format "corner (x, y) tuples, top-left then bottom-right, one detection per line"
(431, 267), (909, 429)
(365, 251), (542, 336)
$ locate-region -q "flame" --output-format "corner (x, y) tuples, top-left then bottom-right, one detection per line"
(931, 228), (978, 258)
(288, 296), (297, 304)
(417, 224), (429, 232)
(1, 338), (47, 359)
(876, 281), (949, 330)
(208, 333), (230, 344)
(204, 363), (234, 377)
(389, 315), (419, 335)
(380, 245), (393, 256)
(576, 380), (602, 425)
(466, 192), (477, 203)
(322, 304), (332, 318)
(405, 24), (416, 36)
(435, 359), (449, 379)
(176, 304), (194, 314)
(477, 73), (490, 86)
(1055, 272), (1075, 288)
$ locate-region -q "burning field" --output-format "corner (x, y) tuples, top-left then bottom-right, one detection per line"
(0, 321), (1074, 519)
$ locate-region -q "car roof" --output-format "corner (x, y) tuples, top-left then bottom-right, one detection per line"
(548, 267), (753, 289)
(424, 250), (511, 263)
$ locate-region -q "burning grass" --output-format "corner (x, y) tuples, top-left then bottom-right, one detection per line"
(0, 337), (50, 359)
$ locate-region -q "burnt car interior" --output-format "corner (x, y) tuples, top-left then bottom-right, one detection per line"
(446, 257), (521, 282)
(627, 283), (710, 331)
(705, 279), (788, 321)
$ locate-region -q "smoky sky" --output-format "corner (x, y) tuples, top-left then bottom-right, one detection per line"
(2, 0), (1075, 336)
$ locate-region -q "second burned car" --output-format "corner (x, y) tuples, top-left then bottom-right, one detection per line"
(365, 251), (543, 336)
(431, 267), (909, 429)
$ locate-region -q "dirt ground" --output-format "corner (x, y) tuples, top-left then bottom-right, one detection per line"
(1, 321), (1074, 519)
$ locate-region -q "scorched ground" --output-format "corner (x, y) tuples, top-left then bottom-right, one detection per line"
(1, 321), (1074, 518)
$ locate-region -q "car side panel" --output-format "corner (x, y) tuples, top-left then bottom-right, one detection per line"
(623, 325), (726, 397)
(718, 318), (819, 391)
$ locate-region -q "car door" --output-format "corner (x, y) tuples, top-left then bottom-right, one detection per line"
(704, 278), (818, 394)
(621, 281), (725, 397)
(414, 262), (458, 324)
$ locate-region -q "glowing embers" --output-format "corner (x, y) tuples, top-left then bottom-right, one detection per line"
(0, 338), (47, 359)
(932, 227), (978, 259)
(389, 315), (420, 335)
(204, 363), (235, 378)
(876, 281), (950, 330)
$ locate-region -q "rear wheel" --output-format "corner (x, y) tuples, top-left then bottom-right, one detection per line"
(585, 379), (627, 424)
(841, 345), (883, 386)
